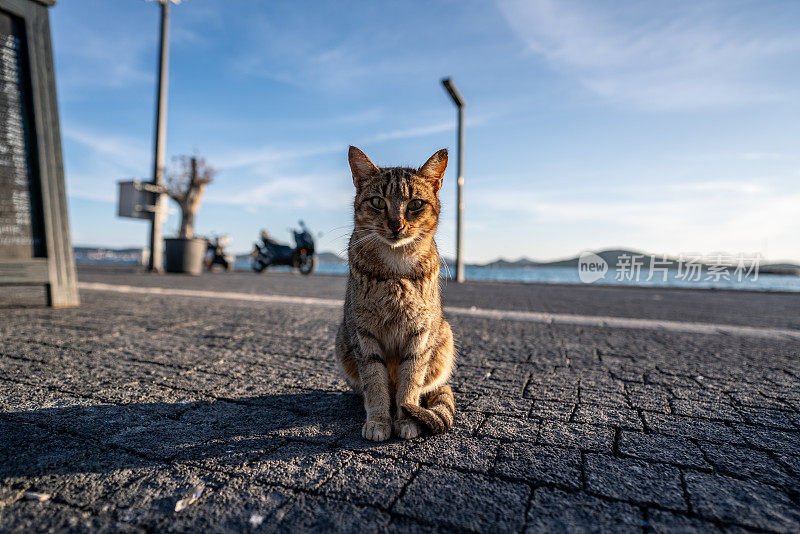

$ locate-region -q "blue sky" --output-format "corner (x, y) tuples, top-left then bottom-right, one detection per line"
(53, 0), (800, 262)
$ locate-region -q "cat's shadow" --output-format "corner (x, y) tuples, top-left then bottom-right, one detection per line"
(1, 391), (366, 480)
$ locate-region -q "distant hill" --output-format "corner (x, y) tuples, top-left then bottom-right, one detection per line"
(761, 263), (800, 275)
(317, 251), (346, 264)
(478, 250), (657, 269)
(481, 257), (541, 269)
(473, 249), (800, 276)
(540, 249), (661, 268)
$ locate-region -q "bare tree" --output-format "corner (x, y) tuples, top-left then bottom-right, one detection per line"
(167, 155), (214, 239)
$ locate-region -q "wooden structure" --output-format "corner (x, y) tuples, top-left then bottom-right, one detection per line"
(0, 0), (78, 307)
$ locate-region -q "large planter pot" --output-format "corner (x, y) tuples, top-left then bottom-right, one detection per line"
(164, 237), (206, 275)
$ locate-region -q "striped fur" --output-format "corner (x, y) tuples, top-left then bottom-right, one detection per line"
(336, 146), (456, 442)
(401, 385), (455, 434)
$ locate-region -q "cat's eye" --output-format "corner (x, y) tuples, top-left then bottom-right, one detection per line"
(370, 197), (386, 209)
(407, 199), (424, 211)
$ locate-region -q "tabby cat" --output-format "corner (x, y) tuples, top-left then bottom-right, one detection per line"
(335, 146), (456, 442)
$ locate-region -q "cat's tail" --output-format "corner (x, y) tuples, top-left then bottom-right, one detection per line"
(401, 385), (455, 435)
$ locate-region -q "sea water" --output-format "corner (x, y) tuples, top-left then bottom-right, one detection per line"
(237, 261), (800, 292)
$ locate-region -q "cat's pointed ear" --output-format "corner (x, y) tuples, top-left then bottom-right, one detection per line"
(348, 146), (379, 188)
(418, 149), (448, 192)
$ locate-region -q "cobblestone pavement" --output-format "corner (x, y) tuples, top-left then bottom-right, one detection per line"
(1, 267), (799, 532)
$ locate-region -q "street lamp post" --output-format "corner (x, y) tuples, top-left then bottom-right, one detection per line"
(441, 78), (465, 283)
(147, 0), (174, 272)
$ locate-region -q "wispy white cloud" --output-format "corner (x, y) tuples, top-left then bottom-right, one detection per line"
(209, 144), (343, 171)
(675, 180), (768, 195)
(498, 0), (800, 109)
(476, 178), (800, 260)
(55, 26), (153, 90)
(210, 111), (494, 171)
(366, 112), (495, 144)
(209, 172), (352, 212)
(64, 127), (149, 171)
(63, 126), (150, 202)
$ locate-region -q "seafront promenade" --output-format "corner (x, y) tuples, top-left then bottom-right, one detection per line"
(1, 265), (799, 532)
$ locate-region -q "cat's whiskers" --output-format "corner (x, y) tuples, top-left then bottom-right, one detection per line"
(349, 231), (378, 250)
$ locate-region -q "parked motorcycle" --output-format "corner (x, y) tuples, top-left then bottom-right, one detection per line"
(205, 234), (234, 271)
(252, 223), (316, 275)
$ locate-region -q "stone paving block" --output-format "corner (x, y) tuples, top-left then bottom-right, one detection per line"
(0, 379), (96, 412)
(618, 432), (710, 469)
(645, 372), (701, 389)
(1, 353), (220, 402)
(93, 381), (216, 406)
(76, 462), (224, 526)
(671, 399), (742, 422)
(5, 398), (195, 441)
(493, 442), (582, 489)
(525, 488), (642, 533)
(6, 449), (162, 510)
(605, 364), (645, 383)
(335, 433), (411, 459)
(735, 406), (799, 430)
(109, 333), (236, 369)
(668, 386), (730, 403)
(468, 396), (532, 417)
(697, 442), (797, 488)
(380, 516), (456, 533)
(270, 412), (361, 445)
(529, 399), (575, 422)
(742, 427), (800, 456)
(646, 509), (726, 533)
(0, 341), (85, 364)
(448, 409), (484, 436)
(573, 404), (643, 430)
(642, 413), (745, 444)
(625, 384), (671, 413)
(581, 388), (629, 408)
(393, 467), (529, 532)
(477, 415), (539, 441)
(538, 421), (614, 453)
(584, 454), (686, 510)
(0, 420), (97, 479)
(276, 494), (390, 533)
(483, 362), (530, 383)
(103, 401), (295, 460)
(404, 433), (500, 473)
(318, 453), (417, 508)
(0, 498), (126, 533)
(774, 452), (800, 478)
(726, 388), (795, 411)
(246, 442), (352, 491)
(685, 471), (800, 532)
(149, 478), (293, 532)
(523, 382), (578, 402)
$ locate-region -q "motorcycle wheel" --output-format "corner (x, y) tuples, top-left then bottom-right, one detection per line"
(299, 255), (317, 275)
(252, 258), (266, 273)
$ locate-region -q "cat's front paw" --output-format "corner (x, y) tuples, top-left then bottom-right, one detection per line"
(362, 418), (391, 442)
(394, 417), (421, 440)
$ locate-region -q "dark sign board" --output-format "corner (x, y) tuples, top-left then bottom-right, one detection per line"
(0, 0), (78, 307)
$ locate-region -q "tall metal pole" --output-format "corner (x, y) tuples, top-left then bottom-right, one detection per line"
(147, 0), (171, 272)
(455, 105), (464, 282)
(441, 78), (465, 282)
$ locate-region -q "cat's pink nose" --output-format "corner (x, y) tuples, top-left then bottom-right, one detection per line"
(388, 220), (404, 233)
